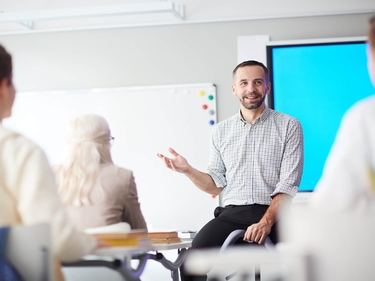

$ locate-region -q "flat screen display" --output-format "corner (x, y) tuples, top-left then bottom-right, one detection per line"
(267, 37), (375, 192)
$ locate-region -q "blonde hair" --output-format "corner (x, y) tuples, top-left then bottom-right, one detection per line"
(56, 114), (113, 206)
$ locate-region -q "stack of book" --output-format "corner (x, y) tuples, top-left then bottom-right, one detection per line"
(148, 231), (182, 244)
(85, 222), (151, 247)
(92, 230), (151, 247)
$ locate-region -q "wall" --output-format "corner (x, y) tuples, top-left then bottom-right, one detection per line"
(0, 13), (372, 123)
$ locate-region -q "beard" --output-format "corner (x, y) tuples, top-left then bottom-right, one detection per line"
(240, 93), (266, 110)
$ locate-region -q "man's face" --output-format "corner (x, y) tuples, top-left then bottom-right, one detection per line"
(232, 65), (270, 110)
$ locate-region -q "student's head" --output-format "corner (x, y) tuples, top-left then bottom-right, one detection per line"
(0, 44), (15, 121)
(368, 15), (375, 84)
(232, 60), (271, 111)
(65, 114), (113, 164)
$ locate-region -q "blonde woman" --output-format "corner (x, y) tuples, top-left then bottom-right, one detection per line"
(55, 114), (147, 231)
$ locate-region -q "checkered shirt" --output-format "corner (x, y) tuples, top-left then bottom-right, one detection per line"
(207, 107), (304, 206)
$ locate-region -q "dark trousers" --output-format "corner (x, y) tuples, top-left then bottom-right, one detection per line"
(180, 204), (279, 281)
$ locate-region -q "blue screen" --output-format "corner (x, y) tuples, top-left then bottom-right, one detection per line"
(267, 41), (375, 192)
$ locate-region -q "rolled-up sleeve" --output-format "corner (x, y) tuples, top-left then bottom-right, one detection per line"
(271, 118), (304, 197)
(207, 125), (226, 188)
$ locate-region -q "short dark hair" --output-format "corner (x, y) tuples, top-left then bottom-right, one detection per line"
(0, 45), (12, 85)
(232, 60), (269, 82)
(369, 15), (375, 51)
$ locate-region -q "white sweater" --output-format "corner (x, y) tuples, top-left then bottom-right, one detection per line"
(0, 125), (97, 262)
(311, 95), (375, 212)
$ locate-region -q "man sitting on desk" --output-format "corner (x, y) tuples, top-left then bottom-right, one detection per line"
(157, 60), (304, 281)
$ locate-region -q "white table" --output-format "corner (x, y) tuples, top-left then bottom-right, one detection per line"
(184, 246), (309, 281)
(63, 241), (192, 281)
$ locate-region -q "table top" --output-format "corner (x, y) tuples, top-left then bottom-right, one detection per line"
(91, 240), (192, 256)
(151, 240), (192, 251)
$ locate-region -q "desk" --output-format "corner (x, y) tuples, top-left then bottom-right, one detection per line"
(63, 241), (192, 281)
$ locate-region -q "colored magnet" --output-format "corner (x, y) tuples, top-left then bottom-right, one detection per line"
(199, 90), (205, 96)
(208, 95), (214, 100)
(202, 104), (208, 110)
(209, 110), (215, 115)
(209, 120), (215, 125)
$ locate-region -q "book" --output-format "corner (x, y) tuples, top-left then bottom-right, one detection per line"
(84, 222), (150, 247)
(148, 231), (179, 239)
(84, 222), (132, 234)
(92, 230), (148, 240)
(97, 237), (152, 247)
(150, 237), (182, 244)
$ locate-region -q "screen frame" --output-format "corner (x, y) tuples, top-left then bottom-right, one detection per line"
(266, 36), (367, 108)
(265, 36), (369, 202)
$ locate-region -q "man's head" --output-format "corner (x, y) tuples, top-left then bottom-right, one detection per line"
(232, 60), (271, 111)
(0, 44), (15, 121)
(0, 45), (12, 85)
(368, 15), (375, 85)
(233, 60), (269, 83)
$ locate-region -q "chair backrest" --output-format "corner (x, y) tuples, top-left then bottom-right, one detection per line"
(220, 229), (275, 253)
(279, 204), (375, 281)
(4, 223), (55, 281)
(0, 227), (24, 281)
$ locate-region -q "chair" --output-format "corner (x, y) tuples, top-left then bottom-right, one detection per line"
(220, 230), (275, 252)
(185, 239), (306, 281)
(0, 227), (24, 281)
(280, 204), (375, 281)
(1, 223), (54, 281)
(207, 230), (275, 281)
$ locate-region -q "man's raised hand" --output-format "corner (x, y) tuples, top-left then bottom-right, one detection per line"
(157, 147), (191, 174)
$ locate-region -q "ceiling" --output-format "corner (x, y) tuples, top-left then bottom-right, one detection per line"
(0, 0), (374, 35)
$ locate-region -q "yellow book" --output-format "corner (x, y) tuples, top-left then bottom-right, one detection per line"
(150, 237), (182, 244)
(93, 230), (148, 240)
(98, 237), (152, 247)
(148, 231), (179, 239)
(86, 223), (150, 247)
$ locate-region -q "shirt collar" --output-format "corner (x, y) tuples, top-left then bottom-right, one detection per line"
(238, 106), (271, 124)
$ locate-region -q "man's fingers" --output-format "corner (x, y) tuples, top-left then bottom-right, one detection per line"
(168, 147), (179, 156)
(157, 153), (169, 163)
(254, 233), (263, 244)
(258, 235), (265, 244)
(244, 230), (252, 241)
(158, 154), (172, 168)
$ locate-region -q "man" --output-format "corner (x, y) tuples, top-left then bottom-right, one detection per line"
(0, 44), (99, 279)
(158, 60), (304, 280)
(311, 15), (375, 211)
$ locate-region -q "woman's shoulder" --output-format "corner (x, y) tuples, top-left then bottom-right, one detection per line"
(98, 164), (135, 196)
(99, 163), (133, 178)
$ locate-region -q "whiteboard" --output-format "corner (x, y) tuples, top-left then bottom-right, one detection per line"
(4, 83), (218, 231)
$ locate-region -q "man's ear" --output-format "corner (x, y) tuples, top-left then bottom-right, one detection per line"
(231, 84), (236, 96)
(0, 78), (8, 98)
(265, 82), (271, 95)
